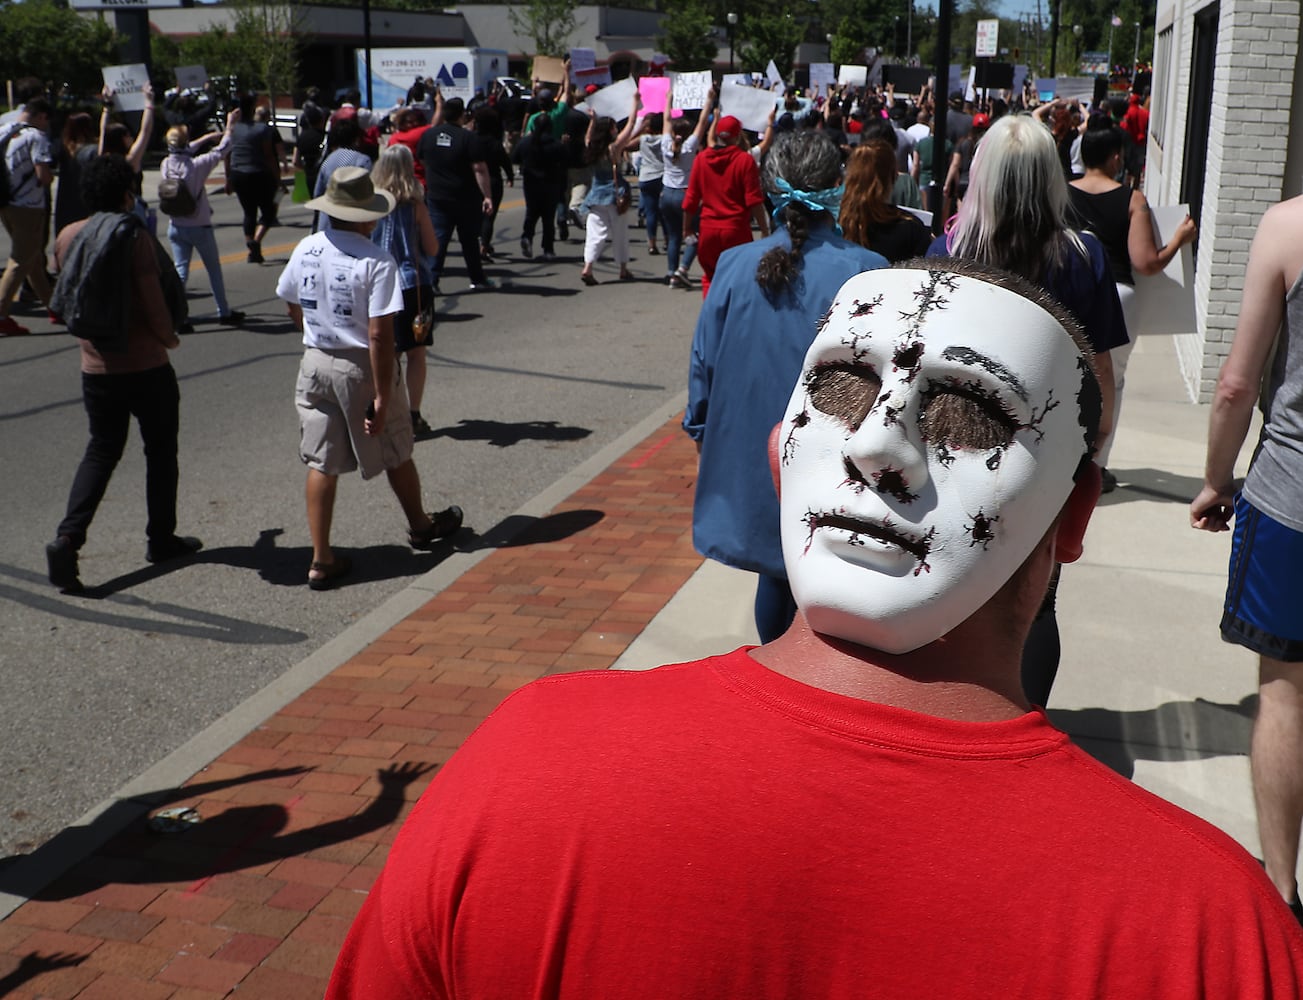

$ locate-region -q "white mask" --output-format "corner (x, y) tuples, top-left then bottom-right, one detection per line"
(779, 265), (1096, 654)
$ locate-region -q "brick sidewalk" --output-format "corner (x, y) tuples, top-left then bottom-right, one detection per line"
(0, 418), (702, 999)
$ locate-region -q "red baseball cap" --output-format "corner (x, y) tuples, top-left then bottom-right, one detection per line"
(973, 113), (991, 128)
(716, 115), (742, 139)
(584, 84), (600, 96)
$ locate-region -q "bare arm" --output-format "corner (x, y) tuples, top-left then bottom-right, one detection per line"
(365, 313), (397, 436)
(415, 199), (440, 257)
(126, 83), (155, 174)
(287, 302), (304, 331)
(756, 106), (777, 157)
(1128, 191), (1197, 276)
(1191, 205), (1291, 529)
(692, 88), (715, 143)
(611, 95), (641, 156)
(473, 159), (492, 213)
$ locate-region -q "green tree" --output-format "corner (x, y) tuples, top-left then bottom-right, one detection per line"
(228, 0), (304, 102)
(736, 4), (803, 81)
(659, 0), (718, 72)
(0, 0), (118, 100)
(508, 0), (578, 58)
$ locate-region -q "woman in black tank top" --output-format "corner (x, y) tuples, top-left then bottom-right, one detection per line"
(1068, 121), (1197, 483)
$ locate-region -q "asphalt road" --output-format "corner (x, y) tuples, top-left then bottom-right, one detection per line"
(0, 182), (703, 857)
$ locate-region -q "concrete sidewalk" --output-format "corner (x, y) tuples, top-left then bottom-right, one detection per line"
(0, 332), (1265, 998)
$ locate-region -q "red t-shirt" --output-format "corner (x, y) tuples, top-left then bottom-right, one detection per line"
(682, 144), (763, 228)
(389, 125), (431, 186)
(327, 648), (1303, 999)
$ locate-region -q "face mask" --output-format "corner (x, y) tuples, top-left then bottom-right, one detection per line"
(778, 266), (1094, 654)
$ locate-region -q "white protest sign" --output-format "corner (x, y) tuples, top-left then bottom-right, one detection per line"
(765, 59), (783, 89)
(174, 65), (207, 90)
(975, 19), (999, 58)
(583, 77), (639, 121)
(721, 73), (750, 89)
(102, 63), (150, 112)
(1132, 205), (1198, 337)
(719, 81), (775, 133)
(671, 70), (712, 111)
(837, 64), (868, 87)
(568, 47), (596, 71)
(809, 63), (835, 91)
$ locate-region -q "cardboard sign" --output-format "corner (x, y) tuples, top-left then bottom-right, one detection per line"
(1132, 204), (1198, 337)
(583, 77), (639, 121)
(174, 65), (207, 91)
(837, 64), (867, 87)
(638, 76), (671, 115)
(671, 70), (712, 110)
(719, 81), (774, 133)
(102, 63), (150, 112)
(569, 48), (596, 72)
(532, 55), (567, 87)
(809, 63), (835, 91)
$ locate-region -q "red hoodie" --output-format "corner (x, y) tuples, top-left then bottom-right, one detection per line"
(683, 144), (763, 227)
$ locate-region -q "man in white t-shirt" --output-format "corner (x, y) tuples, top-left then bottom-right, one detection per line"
(0, 97), (54, 336)
(277, 167), (463, 590)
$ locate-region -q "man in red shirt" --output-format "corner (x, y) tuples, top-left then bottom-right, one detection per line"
(326, 261), (1303, 998)
(1120, 91), (1149, 187)
(682, 115), (767, 297)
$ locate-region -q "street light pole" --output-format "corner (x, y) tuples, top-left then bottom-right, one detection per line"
(906, 0), (912, 60)
(1132, 21), (1141, 76)
(727, 11), (737, 74)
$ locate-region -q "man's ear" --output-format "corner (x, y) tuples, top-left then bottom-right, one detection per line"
(1054, 462), (1102, 564)
(768, 423), (783, 499)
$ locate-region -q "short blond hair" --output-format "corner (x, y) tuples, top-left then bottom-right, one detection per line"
(165, 124), (189, 150)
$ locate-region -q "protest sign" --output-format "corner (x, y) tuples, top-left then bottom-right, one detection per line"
(638, 76), (671, 116)
(721, 73), (750, 89)
(809, 63), (835, 91)
(671, 70), (711, 110)
(1132, 205), (1198, 337)
(765, 59), (783, 89)
(102, 63), (150, 111)
(719, 81), (775, 133)
(174, 65), (207, 91)
(574, 66), (612, 90)
(583, 77), (639, 120)
(532, 55), (566, 86)
(837, 64), (867, 87)
(569, 48), (596, 71)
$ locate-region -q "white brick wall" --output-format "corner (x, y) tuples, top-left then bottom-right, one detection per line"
(1172, 0), (1300, 401)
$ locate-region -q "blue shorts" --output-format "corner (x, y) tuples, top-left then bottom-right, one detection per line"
(1222, 494), (1303, 661)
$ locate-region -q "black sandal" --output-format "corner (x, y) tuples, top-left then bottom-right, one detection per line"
(409, 506), (463, 549)
(308, 554), (352, 591)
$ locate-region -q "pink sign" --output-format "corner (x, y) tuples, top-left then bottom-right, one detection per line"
(637, 76), (681, 118)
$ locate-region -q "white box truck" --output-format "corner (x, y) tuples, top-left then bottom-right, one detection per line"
(355, 47), (511, 108)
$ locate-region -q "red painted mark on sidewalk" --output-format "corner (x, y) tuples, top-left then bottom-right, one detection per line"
(185, 793), (306, 895)
(629, 433), (676, 469)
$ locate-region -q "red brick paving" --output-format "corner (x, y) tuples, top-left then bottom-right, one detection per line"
(0, 417), (703, 998)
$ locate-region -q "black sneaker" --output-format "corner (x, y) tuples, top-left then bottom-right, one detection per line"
(45, 537), (83, 593)
(557, 221), (569, 241)
(246, 241), (264, 264)
(408, 506), (463, 549)
(218, 310), (245, 327)
(520, 236), (533, 259)
(146, 535), (204, 564)
(411, 412), (434, 437)
(1100, 468), (1118, 494)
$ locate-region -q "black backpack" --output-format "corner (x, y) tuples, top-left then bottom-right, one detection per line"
(157, 156), (198, 217)
(0, 124), (34, 208)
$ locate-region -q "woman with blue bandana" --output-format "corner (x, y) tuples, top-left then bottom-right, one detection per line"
(684, 131), (889, 642)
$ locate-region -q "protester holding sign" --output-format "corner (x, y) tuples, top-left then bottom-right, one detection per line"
(161, 108), (244, 329)
(578, 93), (641, 286)
(660, 82), (714, 289)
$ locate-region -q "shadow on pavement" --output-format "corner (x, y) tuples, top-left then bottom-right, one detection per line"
(1097, 466), (1207, 506)
(1049, 693), (1256, 779)
(427, 418), (592, 448)
(0, 764), (433, 904)
(467, 509), (606, 551)
(0, 951), (88, 994)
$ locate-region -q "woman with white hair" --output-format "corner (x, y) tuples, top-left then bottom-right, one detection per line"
(925, 112), (1128, 708)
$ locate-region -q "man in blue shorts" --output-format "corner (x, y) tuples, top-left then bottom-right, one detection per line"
(277, 167), (462, 590)
(1193, 193), (1303, 919)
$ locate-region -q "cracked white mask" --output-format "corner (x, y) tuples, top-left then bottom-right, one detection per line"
(778, 265), (1097, 654)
